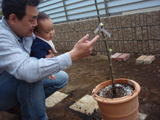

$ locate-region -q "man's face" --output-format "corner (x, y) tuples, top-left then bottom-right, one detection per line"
(15, 4), (38, 38)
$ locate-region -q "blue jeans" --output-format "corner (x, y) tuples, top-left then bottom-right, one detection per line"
(0, 70), (68, 120)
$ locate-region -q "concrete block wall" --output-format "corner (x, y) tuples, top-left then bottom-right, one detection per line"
(53, 10), (160, 55)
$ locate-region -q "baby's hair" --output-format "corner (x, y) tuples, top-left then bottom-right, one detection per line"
(34, 12), (50, 32)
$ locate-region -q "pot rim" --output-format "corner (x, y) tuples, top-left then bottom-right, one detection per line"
(92, 78), (141, 104)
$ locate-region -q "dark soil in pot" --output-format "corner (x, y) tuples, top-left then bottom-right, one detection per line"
(98, 83), (135, 98)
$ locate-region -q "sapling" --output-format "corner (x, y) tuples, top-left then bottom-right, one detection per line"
(94, 0), (116, 96)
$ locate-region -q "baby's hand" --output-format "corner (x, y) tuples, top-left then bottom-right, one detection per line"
(49, 75), (56, 80)
(46, 50), (54, 58)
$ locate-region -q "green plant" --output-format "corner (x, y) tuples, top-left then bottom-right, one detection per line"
(94, 0), (116, 96)
(0, 11), (3, 19)
(0, 11), (3, 15)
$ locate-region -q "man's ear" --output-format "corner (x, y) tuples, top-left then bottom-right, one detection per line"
(9, 14), (18, 25)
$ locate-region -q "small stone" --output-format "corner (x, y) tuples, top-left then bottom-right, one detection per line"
(143, 55), (155, 64)
(136, 55), (147, 64)
(117, 53), (130, 61)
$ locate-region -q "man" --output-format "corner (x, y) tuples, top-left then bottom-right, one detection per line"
(0, 0), (100, 120)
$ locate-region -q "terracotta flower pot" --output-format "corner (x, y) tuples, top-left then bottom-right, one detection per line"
(92, 78), (141, 120)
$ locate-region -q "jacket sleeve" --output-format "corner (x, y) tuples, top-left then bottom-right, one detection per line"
(0, 31), (72, 83)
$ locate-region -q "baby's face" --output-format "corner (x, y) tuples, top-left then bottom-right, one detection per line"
(37, 18), (55, 41)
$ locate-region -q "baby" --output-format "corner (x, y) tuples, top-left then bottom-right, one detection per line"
(31, 12), (57, 80)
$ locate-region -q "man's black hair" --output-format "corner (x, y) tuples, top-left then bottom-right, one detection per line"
(2, 0), (41, 20)
(34, 12), (50, 32)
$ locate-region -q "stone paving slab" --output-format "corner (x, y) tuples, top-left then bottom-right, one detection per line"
(136, 55), (147, 64)
(138, 113), (147, 120)
(111, 53), (122, 61)
(117, 53), (130, 61)
(143, 55), (155, 64)
(69, 94), (98, 114)
(46, 91), (68, 107)
(69, 94), (147, 120)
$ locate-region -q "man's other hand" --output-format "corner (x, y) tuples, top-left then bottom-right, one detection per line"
(69, 34), (100, 62)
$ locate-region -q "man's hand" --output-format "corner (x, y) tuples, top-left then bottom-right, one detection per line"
(69, 34), (100, 62)
(45, 50), (54, 58)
